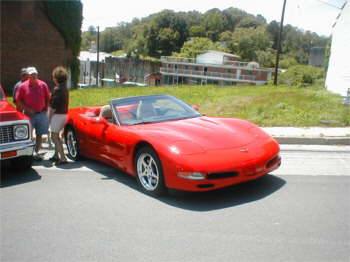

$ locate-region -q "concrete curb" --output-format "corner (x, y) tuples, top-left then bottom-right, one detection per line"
(263, 127), (350, 146)
(273, 136), (350, 146)
(39, 127), (350, 146)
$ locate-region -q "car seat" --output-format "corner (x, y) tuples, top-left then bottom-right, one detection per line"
(99, 105), (113, 122)
(136, 101), (156, 119)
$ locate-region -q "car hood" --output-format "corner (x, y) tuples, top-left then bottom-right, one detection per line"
(0, 100), (28, 122)
(132, 116), (263, 152)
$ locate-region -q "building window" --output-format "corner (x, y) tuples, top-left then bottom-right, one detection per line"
(243, 70), (253, 75)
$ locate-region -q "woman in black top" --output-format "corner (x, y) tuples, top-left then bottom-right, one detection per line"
(49, 66), (69, 165)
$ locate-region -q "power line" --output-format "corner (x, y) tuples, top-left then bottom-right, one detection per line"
(315, 0), (346, 9)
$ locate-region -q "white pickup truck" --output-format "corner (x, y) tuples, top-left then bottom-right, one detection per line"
(0, 86), (35, 170)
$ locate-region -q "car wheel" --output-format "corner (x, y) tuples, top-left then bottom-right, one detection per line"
(65, 127), (80, 160)
(12, 156), (33, 170)
(135, 147), (166, 196)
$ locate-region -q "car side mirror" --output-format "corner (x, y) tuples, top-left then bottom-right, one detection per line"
(91, 117), (108, 125)
(192, 105), (200, 111)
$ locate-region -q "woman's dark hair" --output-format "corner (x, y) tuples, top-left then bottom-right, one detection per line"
(52, 66), (68, 84)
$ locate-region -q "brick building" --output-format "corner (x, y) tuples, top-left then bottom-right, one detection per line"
(1, 1), (76, 93)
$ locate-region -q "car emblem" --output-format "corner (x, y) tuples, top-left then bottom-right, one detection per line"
(240, 148), (249, 152)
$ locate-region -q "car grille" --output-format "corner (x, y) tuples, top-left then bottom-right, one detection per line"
(0, 125), (14, 144)
(207, 171), (239, 180)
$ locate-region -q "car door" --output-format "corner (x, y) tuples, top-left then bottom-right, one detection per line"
(78, 116), (109, 160)
(72, 113), (94, 154)
(102, 125), (130, 170)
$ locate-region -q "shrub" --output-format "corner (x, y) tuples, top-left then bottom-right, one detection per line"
(279, 57), (298, 69)
(278, 65), (324, 87)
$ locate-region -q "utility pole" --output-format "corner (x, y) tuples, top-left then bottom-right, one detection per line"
(96, 26), (100, 87)
(274, 0), (287, 86)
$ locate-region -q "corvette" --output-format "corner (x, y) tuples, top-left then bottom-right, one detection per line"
(64, 94), (281, 196)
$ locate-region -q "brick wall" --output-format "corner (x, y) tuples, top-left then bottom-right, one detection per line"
(0, 1), (73, 93)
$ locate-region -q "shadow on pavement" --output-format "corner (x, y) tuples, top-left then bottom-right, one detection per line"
(160, 175), (286, 211)
(1, 167), (41, 188)
(68, 158), (286, 211)
(22, 155), (286, 211)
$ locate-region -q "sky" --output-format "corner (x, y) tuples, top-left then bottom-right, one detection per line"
(81, 0), (346, 36)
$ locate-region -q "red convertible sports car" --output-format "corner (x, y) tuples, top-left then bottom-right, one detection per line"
(64, 94), (281, 196)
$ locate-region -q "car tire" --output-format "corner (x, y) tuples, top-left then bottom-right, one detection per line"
(135, 146), (166, 196)
(65, 127), (81, 161)
(12, 156), (33, 170)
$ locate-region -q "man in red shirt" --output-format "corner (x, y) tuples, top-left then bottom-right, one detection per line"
(16, 67), (51, 160)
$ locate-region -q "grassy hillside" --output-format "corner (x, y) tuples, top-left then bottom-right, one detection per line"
(68, 85), (349, 127)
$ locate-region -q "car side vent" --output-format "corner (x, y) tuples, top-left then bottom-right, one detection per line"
(207, 172), (239, 180)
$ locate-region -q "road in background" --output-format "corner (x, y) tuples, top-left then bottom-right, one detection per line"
(1, 145), (349, 262)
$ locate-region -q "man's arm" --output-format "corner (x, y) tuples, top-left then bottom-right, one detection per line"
(15, 85), (35, 114)
(12, 82), (19, 103)
(16, 100), (35, 115)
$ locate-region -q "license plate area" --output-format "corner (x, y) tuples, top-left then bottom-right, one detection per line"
(1, 151), (17, 158)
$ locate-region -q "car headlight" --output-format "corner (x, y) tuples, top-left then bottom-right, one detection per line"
(14, 125), (29, 140)
(177, 171), (206, 180)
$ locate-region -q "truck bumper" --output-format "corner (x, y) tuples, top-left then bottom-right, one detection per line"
(0, 141), (35, 160)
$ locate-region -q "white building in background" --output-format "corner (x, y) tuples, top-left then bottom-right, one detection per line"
(325, 1), (350, 97)
(160, 50), (273, 86)
(78, 51), (117, 86)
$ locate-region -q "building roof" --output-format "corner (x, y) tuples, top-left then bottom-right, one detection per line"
(199, 50), (241, 59)
(79, 51), (117, 62)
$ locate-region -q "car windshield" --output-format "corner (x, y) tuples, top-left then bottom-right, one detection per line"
(110, 94), (201, 125)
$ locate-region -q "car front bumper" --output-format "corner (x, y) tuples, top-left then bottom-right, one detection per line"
(166, 155), (281, 192)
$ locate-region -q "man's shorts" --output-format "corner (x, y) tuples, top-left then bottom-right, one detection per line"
(30, 111), (49, 136)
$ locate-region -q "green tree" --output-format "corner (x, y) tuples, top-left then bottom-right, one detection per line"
(87, 25), (96, 34)
(225, 26), (272, 61)
(129, 10), (188, 57)
(238, 16), (263, 28)
(279, 56), (298, 69)
(44, 0), (82, 88)
(255, 49), (275, 67)
(81, 30), (96, 51)
(222, 7), (247, 31)
(158, 28), (181, 55)
(203, 9), (228, 41)
(189, 25), (206, 37)
(100, 28), (117, 52)
(267, 20), (280, 49)
(174, 37), (226, 58)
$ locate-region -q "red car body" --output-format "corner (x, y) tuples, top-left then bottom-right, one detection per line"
(65, 95), (281, 195)
(0, 86), (34, 170)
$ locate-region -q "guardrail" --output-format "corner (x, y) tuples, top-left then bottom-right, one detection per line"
(223, 61), (249, 67)
(160, 67), (256, 81)
(161, 56), (250, 68)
